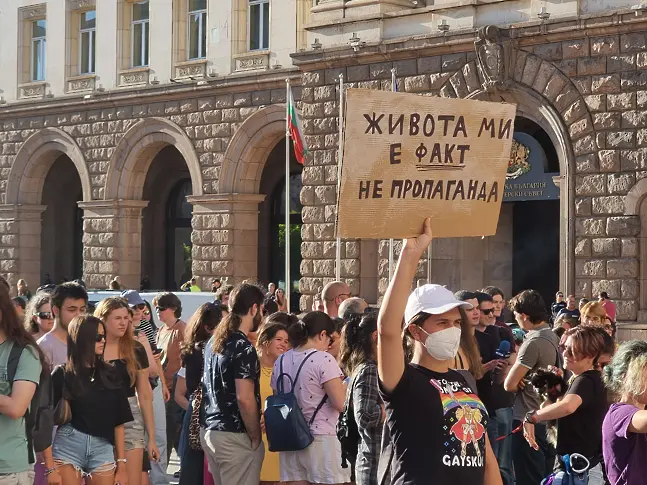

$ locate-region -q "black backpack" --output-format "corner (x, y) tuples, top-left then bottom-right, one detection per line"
(336, 371), (360, 474)
(7, 343), (54, 464)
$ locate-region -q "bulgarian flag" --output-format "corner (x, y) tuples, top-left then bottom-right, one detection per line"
(287, 88), (308, 164)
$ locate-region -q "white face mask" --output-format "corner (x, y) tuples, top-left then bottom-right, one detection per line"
(418, 326), (462, 361)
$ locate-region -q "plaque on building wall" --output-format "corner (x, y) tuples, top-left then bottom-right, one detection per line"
(336, 89), (517, 239)
(503, 132), (559, 202)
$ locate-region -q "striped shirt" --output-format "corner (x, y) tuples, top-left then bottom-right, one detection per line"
(137, 319), (158, 350)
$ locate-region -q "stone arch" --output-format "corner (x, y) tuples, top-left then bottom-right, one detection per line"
(435, 52), (594, 295)
(104, 117), (204, 200)
(220, 104), (286, 194)
(6, 127), (92, 205)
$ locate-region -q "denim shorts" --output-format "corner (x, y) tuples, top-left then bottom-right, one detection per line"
(52, 424), (115, 474)
(124, 396), (146, 451)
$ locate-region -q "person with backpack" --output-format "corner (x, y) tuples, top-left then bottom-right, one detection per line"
(522, 325), (609, 484)
(504, 289), (561, 485)
(200, 283), (265, 485)
(377, 218), (500, 485)
(0, 279), (52, 485)
(338, 312), (383, 485)
(269, 311), (350, 485)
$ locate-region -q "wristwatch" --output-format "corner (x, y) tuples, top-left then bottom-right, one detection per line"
(524, 411), (538, 424)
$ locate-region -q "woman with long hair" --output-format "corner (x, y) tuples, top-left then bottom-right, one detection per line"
(175, 302), (223, 485)
(453, 291), (485, 380)
(95, 297), (160, 485)
(256, 321), (289, 484)
(274, 288), (288, 313)
(602, 340), (647, 485)
(338, 313), (384, 485)
(51, 315), (132, 485)
(0, 280), (52, 485)
(522, 326), (609, 483)
(25, 291), (54, 341)
(270, 311), (350, 485)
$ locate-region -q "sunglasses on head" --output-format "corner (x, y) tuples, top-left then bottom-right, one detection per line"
(37, 311), (53, 320)
(481, 308), (495, 316)
(95, 333), (106, 343)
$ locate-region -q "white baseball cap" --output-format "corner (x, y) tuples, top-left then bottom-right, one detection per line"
(404, 284), (473, 325)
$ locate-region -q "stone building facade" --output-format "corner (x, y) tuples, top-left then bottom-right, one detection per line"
(2, 0), (647, 339)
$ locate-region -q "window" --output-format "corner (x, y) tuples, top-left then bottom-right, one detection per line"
(131, 1), (149, 67)
(31, 19), (46, 81)
(188, 0), (206, 60)
(248, 0), (269, 51)
(79, 10), (96, 74)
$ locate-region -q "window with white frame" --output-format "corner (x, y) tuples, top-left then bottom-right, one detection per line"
(79, 10), (96, 74)
(248, 0), (269, 51)
(131, 1), (150, 67)
(31, 19), (47, 81)
(188, 0), (207, 60)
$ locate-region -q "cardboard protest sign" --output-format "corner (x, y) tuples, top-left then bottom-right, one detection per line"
(336, 89), (517, 239)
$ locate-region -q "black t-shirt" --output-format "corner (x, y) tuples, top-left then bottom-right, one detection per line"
(557, 308), (580, 320)
(379, 364), (488, 485)
(108, 342), (149, 397)
(551, 301), (567, 317)
(52, 365), (133, 444)
(556, 370), (607, 458)
(183, 346), (204, 397)
(201, 332), (260, 433)
(478, 326), (514, 411)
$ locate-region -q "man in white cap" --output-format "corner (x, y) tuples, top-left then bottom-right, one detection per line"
(377, 218), (502, 485)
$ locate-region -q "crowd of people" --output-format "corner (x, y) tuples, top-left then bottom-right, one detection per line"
(0, 222), (646, 485)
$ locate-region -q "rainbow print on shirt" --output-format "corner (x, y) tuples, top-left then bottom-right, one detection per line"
(430, 378), (487, 467)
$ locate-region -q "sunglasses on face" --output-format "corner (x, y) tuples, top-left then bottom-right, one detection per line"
(143, 310), (151, 316)
(95, 333), (106, 343)
(37, 312), (53, 320)
(131, 304), (146, 311)
(481, 308), (495, 316)
(156, 307), (167, 312)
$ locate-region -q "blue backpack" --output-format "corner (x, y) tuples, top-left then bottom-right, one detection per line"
(264, 351), (327, 452)
(541, 454), (590, 485)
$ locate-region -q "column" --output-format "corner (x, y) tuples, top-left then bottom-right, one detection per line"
(0, 204), (47, 292)
(79, 200), (148, 290)
(188, 194), (265, 287)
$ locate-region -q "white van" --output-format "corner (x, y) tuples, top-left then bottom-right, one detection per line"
(87, 290), (216, 328)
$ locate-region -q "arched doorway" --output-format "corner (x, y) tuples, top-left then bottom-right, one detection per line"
(141, 146), (193, 290)
(507, 117), (561, 304)
(40, 155), (84, 284)
(258, 139), (303, 311)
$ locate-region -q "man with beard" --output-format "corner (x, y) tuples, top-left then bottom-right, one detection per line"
(37, 282), (88, 367)
(201, 283), (265, 485)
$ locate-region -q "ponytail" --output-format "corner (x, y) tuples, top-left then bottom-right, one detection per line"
(287, 311), (334, 349)
(211, 282), (264, 353)
(211, 312), (242, 353)
(339, 313), (376, 376)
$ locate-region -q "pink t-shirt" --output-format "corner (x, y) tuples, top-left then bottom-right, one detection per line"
(271, 349), (343, 436)
(601, 299), (617, 321)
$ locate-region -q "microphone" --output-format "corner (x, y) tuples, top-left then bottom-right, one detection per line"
(492, 340), (511, 378)
(495, 340), (511, 360)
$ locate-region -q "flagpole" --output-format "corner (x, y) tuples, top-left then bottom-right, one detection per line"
(388, 69), (397, 282)
(285, 79), (291, 311)
(335, 73), (344, 281)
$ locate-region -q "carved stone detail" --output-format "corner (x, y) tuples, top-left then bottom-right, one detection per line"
(174, 61), (207, 79)
(19, 82), (46, 99)
(67, 75), (95, 93)
(474, 25), (516, 93)
(67, 0), (96, 10)
(19, 4), (46, 20)
(118, 68), (149, 87)
(234, 53), (270, 72)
